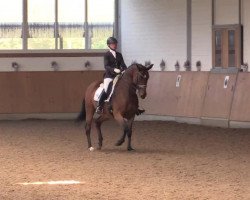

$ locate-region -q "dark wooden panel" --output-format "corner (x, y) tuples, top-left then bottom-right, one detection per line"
(0, 73), (13, 113)
(176, 72), (209, 118)
(230, 73), (250, 121)
(202, 73), (237, 119)
(141, 72), (180, 116)
(0, 72), (31, 113)
(61, 71), (103, 112)
(0, 71), (103, 114)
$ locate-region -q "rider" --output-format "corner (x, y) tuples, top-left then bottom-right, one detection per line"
(96, 37), (145, 115)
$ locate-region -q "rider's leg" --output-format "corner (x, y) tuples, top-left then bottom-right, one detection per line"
(106, 81), (115, 102)
(103, 78), (113, 93)
(96, 90), (107, 114)
(96, 78), (113, 113)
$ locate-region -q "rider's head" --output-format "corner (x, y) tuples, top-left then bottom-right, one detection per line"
(107, 37), (118, 51)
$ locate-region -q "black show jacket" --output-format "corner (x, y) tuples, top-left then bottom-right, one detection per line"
(104, 51), (127, 78)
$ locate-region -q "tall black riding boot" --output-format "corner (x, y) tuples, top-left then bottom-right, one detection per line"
(96, 90), (107, 114)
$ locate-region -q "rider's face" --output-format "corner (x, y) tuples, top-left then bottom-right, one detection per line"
(109, 43), (117, 50)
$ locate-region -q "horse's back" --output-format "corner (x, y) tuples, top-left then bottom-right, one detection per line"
(85, 80), (102, 103)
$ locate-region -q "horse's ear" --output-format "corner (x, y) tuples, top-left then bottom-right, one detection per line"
(136, 64), (144, 71)
(146, 64), (154, 71)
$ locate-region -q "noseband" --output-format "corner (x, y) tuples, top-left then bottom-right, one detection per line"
(137, 84), (147, 89)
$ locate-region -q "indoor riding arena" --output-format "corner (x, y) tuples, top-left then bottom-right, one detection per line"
(0, 0), (250, 200)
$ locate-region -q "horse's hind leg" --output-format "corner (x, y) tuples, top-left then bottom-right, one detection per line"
(85, 120), (92, 150)
(94, 116), (106, 150)
(85, 106), (95, 151)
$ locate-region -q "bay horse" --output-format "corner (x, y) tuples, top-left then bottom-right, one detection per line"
(77, 63), (153, 151)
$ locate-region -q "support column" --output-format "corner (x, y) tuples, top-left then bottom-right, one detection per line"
(22, 0), (28, 50)
(187, 0), (192, 63)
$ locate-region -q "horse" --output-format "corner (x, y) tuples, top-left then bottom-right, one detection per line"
(77, 63), (153, 151)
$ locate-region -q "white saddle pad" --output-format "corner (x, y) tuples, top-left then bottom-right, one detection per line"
(93, 83), (104, 102)
(93, 75), (120, 102)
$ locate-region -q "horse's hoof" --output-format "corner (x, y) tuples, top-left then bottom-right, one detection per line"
(97, 146), (102, 150)
(89, 147), (95, 152)
(115, 140), (124, 146)
(127, 147), (135, 151)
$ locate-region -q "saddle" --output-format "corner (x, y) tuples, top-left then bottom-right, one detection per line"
(93, 73), (145, 116)
(93, 74), (121, 102)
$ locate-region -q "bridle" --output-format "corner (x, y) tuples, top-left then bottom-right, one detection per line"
(135, 71), (147, 90)
(119, 67), (148, 91)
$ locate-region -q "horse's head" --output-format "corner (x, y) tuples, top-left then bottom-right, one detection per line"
(133, 64), (154, 99)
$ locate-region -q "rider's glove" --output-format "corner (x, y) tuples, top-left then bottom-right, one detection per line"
(114, 68), (121, 74)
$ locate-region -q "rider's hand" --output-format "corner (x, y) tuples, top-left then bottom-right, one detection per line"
(114, 68), (121, 74)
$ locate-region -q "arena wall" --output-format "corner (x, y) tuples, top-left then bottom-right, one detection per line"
(0, 71), (103, 114)
(1, 0), (250, 128)
(0, 71), (250, 128)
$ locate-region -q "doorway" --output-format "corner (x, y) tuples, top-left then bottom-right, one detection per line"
(212, 25), (242, 68)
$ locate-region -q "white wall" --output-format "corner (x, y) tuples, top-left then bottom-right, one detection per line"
(0, 1), (245, 72)
(192, 0), (212, 71)
(242, 0), (250, 64)
(0, 52), (104, 72)
(120, 0), (187, 71)
(213, 0), (250, 67)
(215, 0), (239, 25)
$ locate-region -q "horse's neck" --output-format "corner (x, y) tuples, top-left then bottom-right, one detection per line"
(120, 72), (136, 91)
(114, 72), (136, 97)
(112, 69), (138, 113)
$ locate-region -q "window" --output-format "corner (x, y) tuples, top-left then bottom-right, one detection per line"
(228, 30), (236, 67)
(0, 0), (115, 50)
(215, 30), (222, 67)
(213, 25), (242, 68)
(28, 0), (55, 49)
(88, 0), (114, 49)
(58, 0), (85, 49)
(0, 0), (22, 49)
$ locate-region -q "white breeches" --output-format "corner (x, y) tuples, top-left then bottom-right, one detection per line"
(103, 78), (113, 93)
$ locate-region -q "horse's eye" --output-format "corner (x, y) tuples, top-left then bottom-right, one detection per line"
(143, 75), (147, 78)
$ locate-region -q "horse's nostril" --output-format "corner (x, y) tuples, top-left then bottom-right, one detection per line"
(141, 94), (146, 99)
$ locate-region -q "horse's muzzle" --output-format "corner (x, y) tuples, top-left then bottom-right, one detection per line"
(140, 94), (146, 99)
(138, 88), (147, 99)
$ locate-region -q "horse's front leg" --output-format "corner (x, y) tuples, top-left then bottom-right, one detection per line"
(114, 114), (127, 146)
(115, 129), (126, 146)
(126, 117), (135, 151)
(114, 114), (135, 151)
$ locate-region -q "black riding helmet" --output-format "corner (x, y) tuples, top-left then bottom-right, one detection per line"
(107, 37), (118, 45)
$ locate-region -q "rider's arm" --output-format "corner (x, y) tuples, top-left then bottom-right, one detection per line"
(104, 54), (116, 75)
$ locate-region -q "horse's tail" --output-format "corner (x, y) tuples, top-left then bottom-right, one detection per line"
(76, 99), (86, 122)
